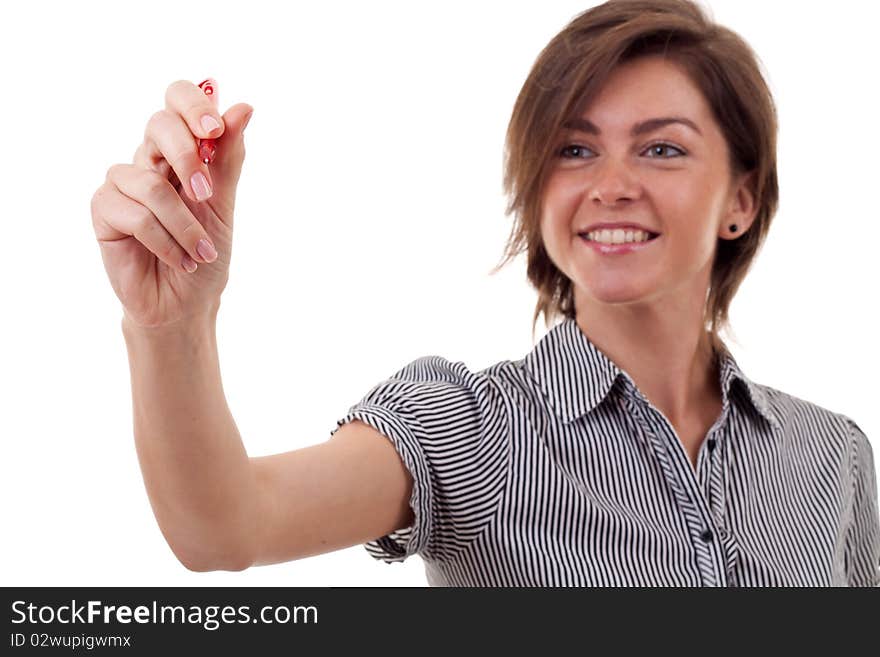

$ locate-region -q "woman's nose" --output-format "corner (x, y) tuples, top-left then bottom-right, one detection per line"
(587, 159), (641, 205)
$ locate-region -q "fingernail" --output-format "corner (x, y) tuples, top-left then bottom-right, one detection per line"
(181, 253), (198, 273)
(242, 110), (253, 132)
(197, 238), (218, 263)
(201, 114), (221, 135)
(191, 171), (212, 201)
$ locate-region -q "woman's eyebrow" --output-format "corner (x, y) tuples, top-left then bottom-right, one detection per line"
(562, 116), (703, 137)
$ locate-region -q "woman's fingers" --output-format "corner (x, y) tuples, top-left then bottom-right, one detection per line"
(92, 183), (195, 275)
(164, 79), (223, 141)
(140, 109), (213, 204)
(132, 141), (180, 190)
(134, 79), (223, 197)
(104, 163), (218, 269)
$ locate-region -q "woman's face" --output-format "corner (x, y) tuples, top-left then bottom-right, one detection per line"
(540, 55), (755, 312)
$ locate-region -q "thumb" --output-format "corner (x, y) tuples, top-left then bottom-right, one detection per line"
(210, 102), (254, 195)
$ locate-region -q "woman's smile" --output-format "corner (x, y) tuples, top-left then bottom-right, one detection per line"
(579, 229), (662, 255)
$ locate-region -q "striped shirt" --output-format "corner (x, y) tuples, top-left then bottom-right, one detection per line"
(332, 318), (879, 586)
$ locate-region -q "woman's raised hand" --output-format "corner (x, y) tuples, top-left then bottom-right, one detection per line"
(91, 79), (254, 328)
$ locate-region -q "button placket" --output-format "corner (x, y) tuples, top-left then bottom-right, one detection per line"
(701, 422), (739, 587)
(709, 426), (733, 537)
(716, 425), (740, 585)
(698, 401), (734, 541)
(628, 393), (729, 586)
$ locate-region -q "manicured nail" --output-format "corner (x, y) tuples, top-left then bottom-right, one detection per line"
(191, 172), (212, 201)
(181, 253), (198, 273)
(197, 239), (217, 263)
(201, 114), (221, 135)
(242, 110), (254, 132)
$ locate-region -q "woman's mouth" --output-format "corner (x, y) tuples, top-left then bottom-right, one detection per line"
(578, 230), (661, 255)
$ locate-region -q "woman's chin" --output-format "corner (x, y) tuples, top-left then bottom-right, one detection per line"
(575, 279), (654, 306)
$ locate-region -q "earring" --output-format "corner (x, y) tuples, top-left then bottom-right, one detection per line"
(729, 224), (738, 233)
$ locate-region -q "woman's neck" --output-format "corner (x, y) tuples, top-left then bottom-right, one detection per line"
(574, 300), (721, 430)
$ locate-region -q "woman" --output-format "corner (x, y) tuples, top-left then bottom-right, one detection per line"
(90, 0), (879, 586)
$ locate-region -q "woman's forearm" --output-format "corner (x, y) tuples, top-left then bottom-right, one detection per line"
(121, 311), (258, 571)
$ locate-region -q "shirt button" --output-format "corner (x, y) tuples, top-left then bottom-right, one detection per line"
(700, 529), (713, 542)
(707, 439), (717, 452)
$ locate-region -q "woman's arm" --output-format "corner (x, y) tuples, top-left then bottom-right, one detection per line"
(123, 312), (414, 572)
(249, 421), (415, 566)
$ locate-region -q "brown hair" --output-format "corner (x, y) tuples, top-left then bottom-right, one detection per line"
(493, 0), (779, 353)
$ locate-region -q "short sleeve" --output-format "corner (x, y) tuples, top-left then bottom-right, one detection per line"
(844, 418), (880, 587)
(330, 356), (510, 564)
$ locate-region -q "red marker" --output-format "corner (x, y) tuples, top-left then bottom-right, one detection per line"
(197, 78), (218, 164)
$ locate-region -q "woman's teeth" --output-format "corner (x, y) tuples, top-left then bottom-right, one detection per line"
(583, 229), (654, 244)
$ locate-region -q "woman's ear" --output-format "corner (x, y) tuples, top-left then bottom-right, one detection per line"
(721, 170), (758, 239)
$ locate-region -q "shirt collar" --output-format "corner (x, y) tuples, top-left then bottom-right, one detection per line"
(522, 317), (781, 434)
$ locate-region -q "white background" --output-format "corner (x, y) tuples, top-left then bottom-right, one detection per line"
(0, 0), (877, 586)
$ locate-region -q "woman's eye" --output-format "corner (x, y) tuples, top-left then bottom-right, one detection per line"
(644, 143), (685, 158)
(559, 145), (594, 159)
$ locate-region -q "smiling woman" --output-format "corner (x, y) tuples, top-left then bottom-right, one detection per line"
(329, 0), (877, 586)
(92, 0), (879, 587)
